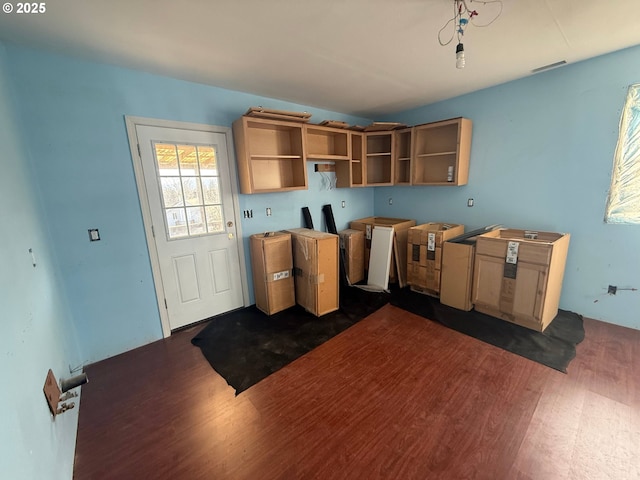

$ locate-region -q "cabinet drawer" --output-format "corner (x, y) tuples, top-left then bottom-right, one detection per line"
(475, 237), (552, 266)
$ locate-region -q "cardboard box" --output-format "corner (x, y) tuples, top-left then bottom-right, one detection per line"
(283, 228), (339, 317)
(440, 238), (477, 311)
(338, 229), (365, 285)
(349, 217), (416, 286)
(250, 232), (295, 315)
(472, 229), (570, 332)
(406, 223), (465, 296)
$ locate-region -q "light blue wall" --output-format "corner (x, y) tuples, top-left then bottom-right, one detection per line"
(376, 45), (640, 330)
(2, 33), (638, 480)
(0, 42), (81, 480)
(5, 37), (638, 384)
(4, 44), (374, 364)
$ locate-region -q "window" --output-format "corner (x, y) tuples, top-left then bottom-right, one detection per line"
(605, 84), (640, 224)
(153, 143), (225, 239)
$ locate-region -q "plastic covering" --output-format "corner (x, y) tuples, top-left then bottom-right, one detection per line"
(605, 84), (640, 224)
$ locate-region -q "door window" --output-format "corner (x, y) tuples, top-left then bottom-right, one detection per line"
(153, 143), (225, 239)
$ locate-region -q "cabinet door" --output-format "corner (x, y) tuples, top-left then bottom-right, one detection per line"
(472, 254), (503, 310)
(512, 263), (547, 323)
(473, 254), (547, 324)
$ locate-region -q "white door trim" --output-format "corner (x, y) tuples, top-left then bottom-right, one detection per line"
(125, 115), (250, 337)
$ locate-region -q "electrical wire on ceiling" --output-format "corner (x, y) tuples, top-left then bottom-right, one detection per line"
(438, 0), (503, 69)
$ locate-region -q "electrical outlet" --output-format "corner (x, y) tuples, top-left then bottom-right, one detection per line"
(467, 198), (474, 207)
(266, 207), (272, 216)
(608, 285), (617, 295)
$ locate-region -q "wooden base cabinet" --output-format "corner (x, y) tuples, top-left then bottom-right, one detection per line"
(472, 229), (570, 332)
(350, 217), (416, 286)
(406, 223), (465, 296)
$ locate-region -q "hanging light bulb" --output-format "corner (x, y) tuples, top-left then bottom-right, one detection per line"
(456, 42), (465, 69)
(438, 1), (503, 69)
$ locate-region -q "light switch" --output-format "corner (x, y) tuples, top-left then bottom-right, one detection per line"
(88, 229), (100, 242)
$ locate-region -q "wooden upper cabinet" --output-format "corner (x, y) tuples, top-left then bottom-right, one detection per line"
(232, 113), (472, 193)
(232, 116), (308, 194)
(336, 131), (365, 188)
(304, 125), (351, 161)
(411, 117), (472, 186)
(365, 131), (394, 186)
(394, 128), (412, 185)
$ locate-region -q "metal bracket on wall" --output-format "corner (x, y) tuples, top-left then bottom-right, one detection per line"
(43, 369), (86, 418)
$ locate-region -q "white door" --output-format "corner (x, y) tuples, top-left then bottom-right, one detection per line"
(136, 124), (244, 330)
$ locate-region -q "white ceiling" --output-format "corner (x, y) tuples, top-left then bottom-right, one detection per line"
(1, 0), (639, 117)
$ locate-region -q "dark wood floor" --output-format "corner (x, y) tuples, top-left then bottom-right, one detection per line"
(73, 304), (640, 479)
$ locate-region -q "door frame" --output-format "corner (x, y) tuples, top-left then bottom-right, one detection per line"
(125, 115), (250, 337)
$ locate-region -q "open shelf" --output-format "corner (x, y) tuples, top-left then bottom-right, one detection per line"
(250, 157), (307, 191)
(413, 153), (457, 184)
(351, 132), (365, 187)
(305, 125), (350, 160)
(233, 116), (308, 194)
(394, 128), (412, 185)
(416, 151), (457, 157)
(365, 132), (394, 185)
(411, 118), (472, 186)
(233, 113), (472, 192)
(251, 154), (302, 159)
(336, 131), (365, 188)
(396, 159), (411, 185)
(366, 155), (393, 185)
